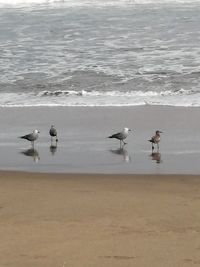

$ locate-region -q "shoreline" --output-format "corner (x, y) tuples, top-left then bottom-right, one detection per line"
(1, 104), (200, 108)
(1, 169), (200, 177)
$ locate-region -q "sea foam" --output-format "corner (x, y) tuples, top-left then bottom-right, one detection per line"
(0, 0), (199, 7)
(0, 89), (199, 107)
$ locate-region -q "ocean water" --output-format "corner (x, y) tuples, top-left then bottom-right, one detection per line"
(1, 0), (200, 107)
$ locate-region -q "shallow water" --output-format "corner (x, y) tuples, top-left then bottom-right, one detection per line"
(0, 106), (200, 174)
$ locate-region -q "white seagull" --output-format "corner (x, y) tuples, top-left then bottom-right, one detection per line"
(20, 129), (40, 147)
(108, 127), (131, 146)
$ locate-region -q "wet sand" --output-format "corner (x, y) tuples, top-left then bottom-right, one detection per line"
(0, 171), (200, 267)
(0, 106), (200, 174)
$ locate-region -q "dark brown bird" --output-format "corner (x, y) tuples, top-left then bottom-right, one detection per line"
(149, 130), (163, 151)
(49, 125), (58, 143)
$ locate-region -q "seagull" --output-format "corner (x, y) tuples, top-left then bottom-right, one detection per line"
(20, 129), (40, 147)
(108, 127), (131, 146)
(49, 125), (58, 143)
(148, 130), (163, 151)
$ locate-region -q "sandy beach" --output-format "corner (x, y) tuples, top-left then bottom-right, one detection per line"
(0, 171), (200, 267)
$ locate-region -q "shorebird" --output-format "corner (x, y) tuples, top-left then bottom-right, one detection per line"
(108, 127), (131, 147)
(20, 129), (40, 147)
(148, 130), (163, 151)
(49, 125), (58, 143)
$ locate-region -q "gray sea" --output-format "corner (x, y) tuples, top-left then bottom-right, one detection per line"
(1, 0), (200, 107)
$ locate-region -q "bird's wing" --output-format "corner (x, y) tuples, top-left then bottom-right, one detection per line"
(21, 133), (37, 141)
(109, 132), (123, 139)
(149, 136), (155, 143)
(20, 133), (31, 140)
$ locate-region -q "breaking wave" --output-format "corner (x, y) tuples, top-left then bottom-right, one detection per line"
(1, 89), (200, 107)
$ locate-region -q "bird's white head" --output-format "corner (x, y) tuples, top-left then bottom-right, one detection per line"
(123, 127), (131, 133)
(33, 129), (40, 134)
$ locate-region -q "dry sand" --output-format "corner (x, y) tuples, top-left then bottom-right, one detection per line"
(0, 171), (200, 267)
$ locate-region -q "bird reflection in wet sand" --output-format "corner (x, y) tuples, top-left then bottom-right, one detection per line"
(21, 148), (40, 162)
(50, 144), (57, 156)
(110, 147), (131, 162)
(150, 152), (162, 164)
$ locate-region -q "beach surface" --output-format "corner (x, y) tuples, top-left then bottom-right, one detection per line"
(0, 106), (200, 174)
(0, 171), (200, 267)
(1, 106), (200, 266)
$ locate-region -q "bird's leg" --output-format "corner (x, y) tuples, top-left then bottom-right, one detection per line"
(32, 141), (34, 148)
(157, 143), (159, 151)
(55, 137), (58, 148)
(123, 140), (127, 145)
(152, 144), (154, 151)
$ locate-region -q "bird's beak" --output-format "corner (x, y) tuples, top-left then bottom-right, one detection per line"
(159, 131), (163, 133)
(129, 129), (131, 131)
